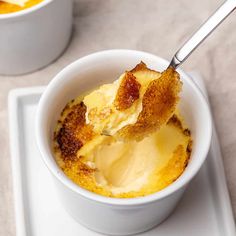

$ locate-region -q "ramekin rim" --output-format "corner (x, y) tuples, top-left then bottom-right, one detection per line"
(35, 49), (213, 206)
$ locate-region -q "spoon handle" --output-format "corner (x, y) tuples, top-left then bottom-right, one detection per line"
(169, 0), (236, 69)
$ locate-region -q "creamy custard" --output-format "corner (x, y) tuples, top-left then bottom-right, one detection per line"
(53, 62), (192, 198)
(0, 0), (43, 14)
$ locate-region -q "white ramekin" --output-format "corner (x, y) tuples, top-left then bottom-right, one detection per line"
(35, 49), (212, 235)
(0, 0), (73, 75)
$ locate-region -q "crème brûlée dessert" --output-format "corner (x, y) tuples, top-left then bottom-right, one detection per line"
(0, 0), (43, 14)
(53, 62), (192, 198)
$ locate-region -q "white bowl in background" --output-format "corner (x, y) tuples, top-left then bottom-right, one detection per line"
(0, 0), (73, 75)
(35, 49), (212, 235)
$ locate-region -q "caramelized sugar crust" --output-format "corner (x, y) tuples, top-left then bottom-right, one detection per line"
(117, 67), (182, 140)
(130, 61), (155, 74)
(114, 72), (141, 111)
(55, 102), (94, 161)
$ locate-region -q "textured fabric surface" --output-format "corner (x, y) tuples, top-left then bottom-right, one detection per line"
(1, 0), (236, 234)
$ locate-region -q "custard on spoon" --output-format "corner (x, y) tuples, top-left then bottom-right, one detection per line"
(84, 62), (181, 141)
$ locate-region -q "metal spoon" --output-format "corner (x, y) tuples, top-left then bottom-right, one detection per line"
(101, 0), (236, 137)
(169, 0), (236, 69)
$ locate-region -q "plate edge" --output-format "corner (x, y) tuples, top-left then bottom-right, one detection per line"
(188, 72), (236, 235)
(8, 87), (45, 236)
(8, 82), (236, 236)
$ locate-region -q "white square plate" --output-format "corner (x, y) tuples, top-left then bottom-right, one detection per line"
(8, 73), (236, 236)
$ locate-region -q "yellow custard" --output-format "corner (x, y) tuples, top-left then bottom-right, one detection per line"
(53, 62), (192, 198)
(0, 0), (43, 14)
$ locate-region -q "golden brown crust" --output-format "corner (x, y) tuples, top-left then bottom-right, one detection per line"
(56, 127), (83, 159)
(62, 158), (96, 185)
(114, 72), (141, 111)
(130, 61), (157, 74)
(55, 102), (94, 161)
(117, 67), (182, 140)
(130, 61), (148, 73)
(167, 114), (183, 129)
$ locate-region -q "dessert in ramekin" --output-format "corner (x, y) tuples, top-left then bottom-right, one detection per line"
(0, 0), (73, 75)
(36, 50), (212, 235)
